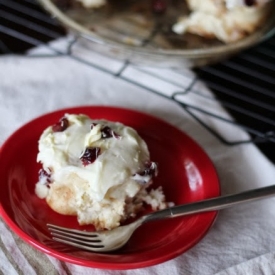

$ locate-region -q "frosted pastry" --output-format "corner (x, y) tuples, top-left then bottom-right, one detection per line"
(35, 114), (169, 230)
(73, 0), (271, 43)
(172, 0), (271, 43)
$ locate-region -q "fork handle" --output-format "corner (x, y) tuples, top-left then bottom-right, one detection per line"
(145, 184), (275, 222)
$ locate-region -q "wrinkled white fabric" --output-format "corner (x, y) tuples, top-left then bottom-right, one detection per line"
(0, 36), (275, 275)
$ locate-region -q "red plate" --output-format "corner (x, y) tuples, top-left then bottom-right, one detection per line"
(0, 106), (220, 269)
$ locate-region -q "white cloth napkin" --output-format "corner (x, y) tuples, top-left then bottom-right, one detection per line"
(0, 36), (275, 275)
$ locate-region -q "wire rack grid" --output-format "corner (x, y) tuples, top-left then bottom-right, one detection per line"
(1, 0), (275, 161)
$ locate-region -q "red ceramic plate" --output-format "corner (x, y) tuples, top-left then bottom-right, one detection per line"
(0, 106), (220, 270)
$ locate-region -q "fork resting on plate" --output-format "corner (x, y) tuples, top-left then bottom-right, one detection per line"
(48, 184), (275, 252)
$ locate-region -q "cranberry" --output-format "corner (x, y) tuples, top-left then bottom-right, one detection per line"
(139, 162), (158, 177)
(152, 0), (167, 14)
(80, 147), (101, 166)
(101, 126), (121, 139)
(244, 0), (255, 6)
(101, 126), (113, 138)
(39, 168), (52, 183)
(52, 117), (69, 132)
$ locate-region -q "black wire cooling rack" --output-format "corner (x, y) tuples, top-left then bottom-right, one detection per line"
(1, 0), (275, 163)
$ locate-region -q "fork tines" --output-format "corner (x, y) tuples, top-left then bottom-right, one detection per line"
(47, 224), (104, 252)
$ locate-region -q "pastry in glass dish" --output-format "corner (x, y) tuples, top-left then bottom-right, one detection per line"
(172, 0), (272, 43)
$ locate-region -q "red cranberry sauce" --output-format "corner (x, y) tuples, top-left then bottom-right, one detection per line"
(80, 147), (101, 166)
(101, 126), (121, 139)
(91, 123), (121, 139)
(52, 117), (69, 132)
(38, 168), (52, 185)
(101, 126), (113, 139)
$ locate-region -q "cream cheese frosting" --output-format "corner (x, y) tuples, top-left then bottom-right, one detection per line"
(35, 113), (168, 230)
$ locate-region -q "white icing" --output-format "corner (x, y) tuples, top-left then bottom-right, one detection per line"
(36, 114), (150, 201)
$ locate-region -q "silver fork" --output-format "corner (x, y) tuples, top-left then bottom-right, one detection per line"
(47, 184), (275, 252)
